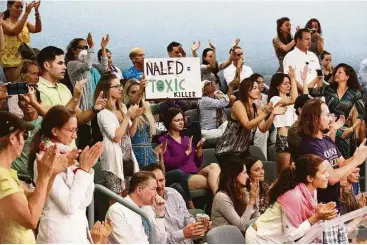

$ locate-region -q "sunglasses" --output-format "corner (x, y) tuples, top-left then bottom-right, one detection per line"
(76, 45), (88, 50)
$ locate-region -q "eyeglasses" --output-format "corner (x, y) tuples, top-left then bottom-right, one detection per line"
(62, 127), (78, 134)
(110, 84), (123, 90)
(76, 45), (88, 50)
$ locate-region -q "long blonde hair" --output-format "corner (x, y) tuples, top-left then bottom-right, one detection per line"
(124, 79), (156, 136)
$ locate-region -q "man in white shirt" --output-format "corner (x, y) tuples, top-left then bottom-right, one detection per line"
(283, 28), (321, 90)
(142, 165), (208, 244)
(106, 171), (167, 244)
(223, 46), (253, 85)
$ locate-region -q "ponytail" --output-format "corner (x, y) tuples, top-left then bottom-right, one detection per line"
(267, 166), (296, 206)
(267, 154), (325, 206)
(3, 10), (10, 20)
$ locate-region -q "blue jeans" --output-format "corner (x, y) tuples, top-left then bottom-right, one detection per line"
(165, 169), (192, 202)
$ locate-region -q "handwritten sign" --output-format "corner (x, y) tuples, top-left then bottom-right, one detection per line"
(144, 57), (202, 100)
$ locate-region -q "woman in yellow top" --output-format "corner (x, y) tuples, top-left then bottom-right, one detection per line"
(1, 0), (42, 82)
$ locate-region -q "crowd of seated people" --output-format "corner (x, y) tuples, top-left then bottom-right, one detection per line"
(1, 2), (367, 243)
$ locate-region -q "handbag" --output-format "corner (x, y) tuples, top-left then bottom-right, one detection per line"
(19, 42), (37, 61)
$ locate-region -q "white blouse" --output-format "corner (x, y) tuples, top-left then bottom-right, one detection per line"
(270, 96), (297, 128)
(34, 165), (95, 244)
(97, 108), (139, 182)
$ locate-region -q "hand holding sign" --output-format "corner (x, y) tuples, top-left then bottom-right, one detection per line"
(144, 58), (201, 100)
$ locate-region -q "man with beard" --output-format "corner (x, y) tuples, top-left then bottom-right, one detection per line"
(142, 164), (209, 244)
(298, 99), (367, 243)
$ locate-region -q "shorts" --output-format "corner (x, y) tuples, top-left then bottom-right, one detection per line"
(103, 171), (123, 194)
(275, 134), (289, 153)
(103, 171), (132, 194)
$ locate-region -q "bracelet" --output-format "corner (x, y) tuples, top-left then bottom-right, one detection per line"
(92, 106), (100, 114)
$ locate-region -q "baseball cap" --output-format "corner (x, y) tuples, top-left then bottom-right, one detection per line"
(0, 112), (35, 138)
(294, 94), (313, 112)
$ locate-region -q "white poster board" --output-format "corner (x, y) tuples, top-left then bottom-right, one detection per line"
(144, 57), (202, 100)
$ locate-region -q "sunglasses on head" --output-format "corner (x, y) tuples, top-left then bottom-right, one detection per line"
(76, 45), (88, 50)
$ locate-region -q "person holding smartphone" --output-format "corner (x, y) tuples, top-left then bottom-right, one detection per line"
(305, 18), (324, 57)
(306, 63), (365, 158)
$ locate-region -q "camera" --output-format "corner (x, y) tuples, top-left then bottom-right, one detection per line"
(7, 82), (37, 95)
(308, 29), (316, 34)
(316, 69), (323, 77)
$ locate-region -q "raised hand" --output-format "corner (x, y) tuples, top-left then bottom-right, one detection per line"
(249, 180), (259, 205)
(87, 32), (94, 49)
(73, 79), (87, 99)
(263, 102), (274, 115)
(191, 41), (201, 52)
(64, 149), (81, 165)
(358, 193), (366, 208)
(25, 1), (36, 14)
(126, 104), (139, 119)
(208, 40), (216, 50)
(353, 139), (367, 163)
(34, 0), (41, 11)
(94, 91), (107, 112)
(330, 115), (345, 131)
(196, 138), (205, 150)
(232, 38), (240, 48)
(101, 34), (110, 48)
(133, 107), (146, 119)
(288, 65), (296, 80)
(79, 142), (104, 172)
(341, 127), (354, 139)
(19, 86), (37, 105)
(185, 136), (193, 156)
(214, 90), (224, 99)
(315, 202), (338, 221)
(301, 65), (308, 82)
(36, 145), (57, 179)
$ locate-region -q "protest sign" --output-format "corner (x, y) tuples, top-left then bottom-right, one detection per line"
(144, 57), (202, 100)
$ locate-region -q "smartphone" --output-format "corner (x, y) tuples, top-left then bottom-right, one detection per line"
(316, 69), (323, 77)
(7, 82), (29, 95)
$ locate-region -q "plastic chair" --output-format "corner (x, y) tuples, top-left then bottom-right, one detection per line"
(206, 225), (245, 244)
